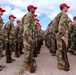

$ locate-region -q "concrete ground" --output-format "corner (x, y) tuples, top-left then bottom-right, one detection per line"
(0, 43), (76, 75)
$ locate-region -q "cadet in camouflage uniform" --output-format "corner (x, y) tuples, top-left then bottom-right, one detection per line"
(53, 3), (70, 70)
(44, 25), (51, 49)
(69, 16), (76, 55)
(15, 20), (21, 58)
(67, 20), (72, 51)
(44, 21), (56, 55)
(35, 22), (42, 55)
(33, 18), (42, 57)
(19, 22), (24, 55)
(15, 20), (24, 58)
(44, 23), (51, 49)
(21, 5), (37, 71)
(0, 7), (6, 71)
(38, 26), (43, 53)
(4, 15), (16, 63)
(49, 21), (57, 56)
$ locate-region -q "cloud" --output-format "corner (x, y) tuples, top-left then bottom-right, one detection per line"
(0, 0), (76, 30)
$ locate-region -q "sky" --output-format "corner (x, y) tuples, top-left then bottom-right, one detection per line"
(0, 0), (76, 30)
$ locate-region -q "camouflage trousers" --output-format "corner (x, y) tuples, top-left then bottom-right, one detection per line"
(70, 34), (76, 52)
(0, 40), (3, 59)
(51, 34), (57, 53)
(23, 37), (35, 64)
(23, 38), (30, 64)
(9, 39), (15, 52)
(56, 39), (64, 64)
(18, 38), (23, 54)
(5, 39), (15, 56)
(15, 39), (23, 55)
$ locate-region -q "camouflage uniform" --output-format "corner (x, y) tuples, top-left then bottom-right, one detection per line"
(56, 12), (68, 65)
(50, 25), (57, 55)
(21, 12), (35, 64)
(44, 26), (51, 49)
(15, 24), (23, 57)
(67, 21), (73, 50)
(0, 16), (4, 59)
(15, 25), (20, 57)
(19, 25), (24, 54)
(35, 26), (42, 55)
(4, 21), (15, 63)
(69, 21), (76, 53)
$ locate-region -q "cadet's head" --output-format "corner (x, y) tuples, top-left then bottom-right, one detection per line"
(9, 15), (16, 21)
(60, 3), (70, 12)
(0, 7), (6, 16)
(73, 16), (76, 21)
(27, 5), (37, 13)
(16, 20), (21, 25)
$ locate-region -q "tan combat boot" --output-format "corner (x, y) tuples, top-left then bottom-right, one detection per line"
(0, 65), (5, 68)
(0, 67), (3, 71)
(24, 63), (30, 71)
(57, 63), (65, 70)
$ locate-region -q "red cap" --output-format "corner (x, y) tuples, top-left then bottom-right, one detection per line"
(0, 7), (6, 12)
(60, 3), (70, 8)
(16, 20), (20, 23)
(32, 14), (37, 17)
(37, 23), (42, 27)
(73, 16), (76, 20)
(68, 20), (72, 23)
(27, 5), (37, 10)
(34, 18), (39, 21)
(9, 15), (16, 19)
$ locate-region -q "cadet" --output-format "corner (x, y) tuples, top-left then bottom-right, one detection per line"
(67, 20), (72, 51)
(15, 20), (24, 58)
(54, 3), (70, 70)
(21, 5), (37, 71)
(0, 7), (6, 71)
(4, 15), (16, 63)
(69, 16), (76, 55)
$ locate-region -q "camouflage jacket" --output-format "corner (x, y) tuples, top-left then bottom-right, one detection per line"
(21, 12), (35, 40)
(0, 16), (4, 39)
(56, 12), (68, 38)
(4, 21), (15, 39)
(15, 25), (23, 41)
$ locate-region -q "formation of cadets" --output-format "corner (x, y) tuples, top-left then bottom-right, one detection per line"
(0, 5), (43, 72)
(0, 2), (76, 73)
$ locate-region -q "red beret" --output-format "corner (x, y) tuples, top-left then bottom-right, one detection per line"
(9, 15), (16, 19)
(37, 23), (42, 27)
(0, 7), (6, 12)
(73, 16), (76, 20)
(32, 14), (37, 17)
(60, 3), (70, 8)
(16, 20), (20, 23)
(68, 20), (72, 23)
(27, 5), (37, 10)
(34, 18), (39, 21)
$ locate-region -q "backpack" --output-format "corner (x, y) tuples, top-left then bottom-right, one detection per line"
(52, 12), (62, 33)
